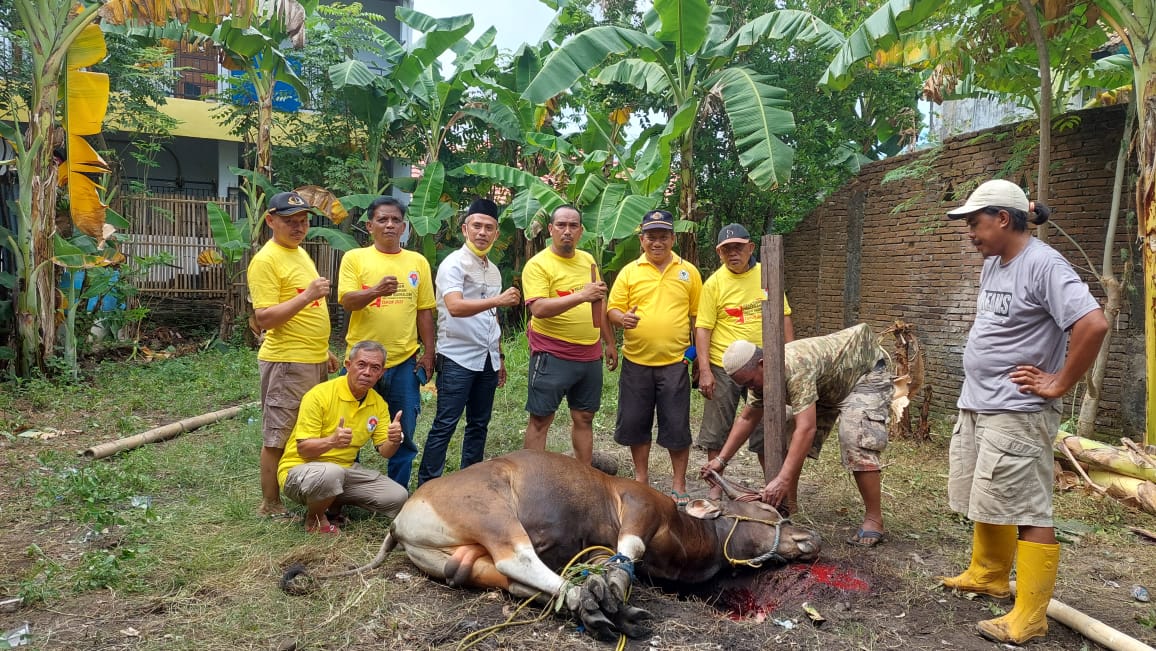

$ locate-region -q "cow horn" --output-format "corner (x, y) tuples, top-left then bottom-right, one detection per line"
(703, 469), (760, 501)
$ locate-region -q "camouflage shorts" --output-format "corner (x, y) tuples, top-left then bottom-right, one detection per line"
(809, 361), (890, 472)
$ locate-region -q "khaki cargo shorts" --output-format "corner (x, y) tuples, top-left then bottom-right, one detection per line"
(948, 407), (1060, 527)
(258, 360), (328, 448)
(809, 361), (891, 472)
(283, 462), (408, 518)
(697, 365), (765, 452)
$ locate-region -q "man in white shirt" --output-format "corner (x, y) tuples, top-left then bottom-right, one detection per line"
(417, 199), (521, 485)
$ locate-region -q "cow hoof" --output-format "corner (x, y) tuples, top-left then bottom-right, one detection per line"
(613, 603), (654, 639)
(563, 573), (650, 640)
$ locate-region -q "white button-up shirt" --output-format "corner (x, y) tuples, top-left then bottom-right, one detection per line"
(435, 246), (503, 371)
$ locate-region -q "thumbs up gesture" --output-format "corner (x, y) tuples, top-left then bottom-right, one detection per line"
(621, 305), (640, 330)
(387, 411), (404, 444)
(332, 416), (353, 448)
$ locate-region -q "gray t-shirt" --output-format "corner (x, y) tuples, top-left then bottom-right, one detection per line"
(959, 238), (1100, 413)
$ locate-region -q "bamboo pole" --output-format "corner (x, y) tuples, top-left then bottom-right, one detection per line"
(1008, 582), (1156, 651)
(81, 403), (257, 459)
(1054, 433), (1156, 483)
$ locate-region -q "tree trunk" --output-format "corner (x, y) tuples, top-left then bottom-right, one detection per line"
(1018, 0), (1051, 240)
(1078, 101), (1134, 438)
(15, 86), (62, 376)
(1136, 49), (1156, 445)
(255, 73), (274, 182)
(677, 135), (700, 267)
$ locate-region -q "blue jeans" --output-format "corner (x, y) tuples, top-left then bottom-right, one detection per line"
(417, 354), (499, 486)
(375, 354), (421, 490)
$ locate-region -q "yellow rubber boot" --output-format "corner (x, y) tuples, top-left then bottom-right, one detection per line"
(976, 540), (1059, 644)
(941, 522), (1017, 598)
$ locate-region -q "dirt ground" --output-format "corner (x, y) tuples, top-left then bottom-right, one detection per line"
(2, 405), (1156, 650)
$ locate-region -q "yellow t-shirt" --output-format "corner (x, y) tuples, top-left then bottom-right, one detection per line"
(338, 247), (435, 368)
(247, 240), (331, 363)
(277, 375), (390, 486)
(696, 263), (792, 367)
(607, 254), (702, 366)
(523, 248), (601, 346)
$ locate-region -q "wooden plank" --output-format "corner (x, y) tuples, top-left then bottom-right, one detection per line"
(760, 235), (788, 483)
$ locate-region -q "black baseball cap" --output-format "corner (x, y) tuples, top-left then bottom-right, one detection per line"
(640, 210), (674, 231)
(267, 191), (321, 217)
(716, 223), (751, 248)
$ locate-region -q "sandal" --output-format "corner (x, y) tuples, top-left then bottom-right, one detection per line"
(306, 523), (340, 535)
(846, 528), (885, 547)
(668, 490), (691, 509)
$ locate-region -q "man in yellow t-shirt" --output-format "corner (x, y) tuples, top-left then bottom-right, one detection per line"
(522, 205), (618, 465)
(607, 210), (702, 507)
(278, 341), (409, 534)
(695, 223), (794, 499)
(247, 190), (339, 519)
(338, 196), (435, 490)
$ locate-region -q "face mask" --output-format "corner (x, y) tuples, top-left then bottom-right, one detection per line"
(466, 240), (493, 258)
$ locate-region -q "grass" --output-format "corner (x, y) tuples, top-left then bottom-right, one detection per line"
(1, 342), (1155, 650)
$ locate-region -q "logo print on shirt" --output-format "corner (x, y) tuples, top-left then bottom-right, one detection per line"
(979, 290), (1012, 317)
(295, 287), (321, 308)
(724, 306), (745, 323)
(361, 284), (382, 307)
(557, 289), (572, 297)
(367, 416), (379, 432)
(679, 269), (689, 281)
(408, 271), (419, 288)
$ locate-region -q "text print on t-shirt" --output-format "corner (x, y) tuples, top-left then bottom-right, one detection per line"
(979, 290), (1012, 318)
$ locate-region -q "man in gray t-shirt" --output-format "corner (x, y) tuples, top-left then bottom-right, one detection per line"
(939, 180), (1107, 646)
(959, 237), (1101, 412)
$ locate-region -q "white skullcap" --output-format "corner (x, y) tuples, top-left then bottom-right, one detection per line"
(722, 340), (758, 376)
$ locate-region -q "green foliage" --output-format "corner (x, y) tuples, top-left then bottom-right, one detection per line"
(690, 0), (922, 247)
(1139, 609), (1156, 630)
(18, 544), (63, 604)
(96, 34), (181, 195)
(882, 147), (942, 186)
(33, 448), (157, 528)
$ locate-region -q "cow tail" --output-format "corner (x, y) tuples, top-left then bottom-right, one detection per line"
(280, 527), (400, 594)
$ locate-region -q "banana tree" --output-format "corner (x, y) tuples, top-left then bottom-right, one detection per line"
(324, 8), (517, 247)
(522, 0), (844, 264)
(1, 0), (307, 375)
(458, 105), (666, 272)
(1095, 0), (1156, 444)
(822, 0), (1156, 443)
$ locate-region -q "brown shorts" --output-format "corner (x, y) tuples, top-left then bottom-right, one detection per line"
(258, 360), (327, 448)
(948, 407), (1059, 527)
(282, 462), (408, 517)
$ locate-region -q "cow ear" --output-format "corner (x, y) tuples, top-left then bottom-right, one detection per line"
(684, 499), (722, 520)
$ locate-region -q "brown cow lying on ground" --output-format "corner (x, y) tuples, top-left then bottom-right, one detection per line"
(282, 450), (822, 639)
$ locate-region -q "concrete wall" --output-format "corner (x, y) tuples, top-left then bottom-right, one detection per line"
(783, 105), (1144, 434)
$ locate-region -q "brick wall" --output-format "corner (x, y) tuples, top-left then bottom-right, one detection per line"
(784, 105), (1144, 434)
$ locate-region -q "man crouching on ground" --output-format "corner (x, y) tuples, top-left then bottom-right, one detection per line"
(277, 341), (409, 534)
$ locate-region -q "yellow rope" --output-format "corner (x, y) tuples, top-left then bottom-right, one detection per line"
(720, 513), (787, 568)
(455, 545), (629, 651)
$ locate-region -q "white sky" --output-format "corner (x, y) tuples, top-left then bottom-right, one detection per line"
(414, 0), (556, 53)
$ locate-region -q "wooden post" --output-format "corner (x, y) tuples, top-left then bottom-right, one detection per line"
(760, 235), (787, 481)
